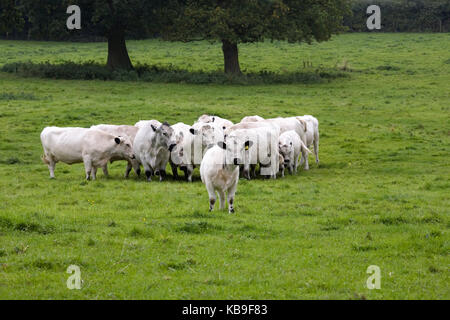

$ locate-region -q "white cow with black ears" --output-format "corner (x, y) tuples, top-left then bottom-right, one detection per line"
(200, 135), (253, 213)
(133, 122), (177, 182)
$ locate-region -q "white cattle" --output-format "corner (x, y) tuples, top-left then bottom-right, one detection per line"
(295, 115), (320, 168)
(133, 122), (177, 182)
(41, 127), (134, 180)
(200, 136), (253, 213)
(225, 126), (279, 180)
(135, 120), (162, 129)
(196, 114), (233, 130)
(171, 121), (225, 182)
(240, 115), (265, 123)
(90, 124), (140, 178)
(225, 122), (280, 180)
(170, 122), (196, 181)
(279, 130), (311, 174)
(256, 117), (314, 171)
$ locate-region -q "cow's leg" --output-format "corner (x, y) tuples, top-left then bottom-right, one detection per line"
(143, 163), (153, 182)
(159, 170), (166, 182)
(218, 190), (226, 210)
(171, 162), (179, 179)
(314, 139), (319, 165)
(83, 157), (92, 180)
(227, 180), (238, 214)
(187, 165), (194, 183)
(102, 165), (109, 177)
(251, 164), (257, 178)
(91, 167), (98, 181)
(243, 165), (251, 180)
(125, 161), (132, 179)
(206, 182), (216, 212)
(303, 150), (310, 170)
(48, 159), (56, 179)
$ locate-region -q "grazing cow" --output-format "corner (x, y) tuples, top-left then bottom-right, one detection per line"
(295, 115), (320, 168)
(135, 120), (162, 129)
(133, 122), (177, 182)
(200, 137), (253, 213)
(196, 114), (233, 131)
(279, 130), (311, 174)
(41, 127), (134, 180)
(91, 124), (140, 178)
(240, 115), (265, 123)
(225, 122), (280, 180)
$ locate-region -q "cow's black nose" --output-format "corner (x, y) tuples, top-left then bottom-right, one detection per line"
(284, 159), (290, 164)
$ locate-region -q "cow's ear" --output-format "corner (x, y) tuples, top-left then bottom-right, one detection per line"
(115, 137), (121, 145)
(218, 141), (227, 150)
(244, 140), (253, 150)
(151, 125), (157, 132)
(190, 128), (198, 135)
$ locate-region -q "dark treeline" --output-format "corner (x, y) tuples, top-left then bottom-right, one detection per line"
(0, 0), (449, 42)
(346, 0), (450, 32)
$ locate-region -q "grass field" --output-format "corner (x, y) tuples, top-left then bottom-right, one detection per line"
(0, 33), (449, 300)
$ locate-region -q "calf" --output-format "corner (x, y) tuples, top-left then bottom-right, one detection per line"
(200, 137), (253, 213)
(91, 124), (140, 178)
(41, 127), (134, 180)
(133, 122), (177, 182)
(279, 130), (311, 174)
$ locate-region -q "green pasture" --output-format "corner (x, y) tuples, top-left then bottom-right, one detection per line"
(0, 33), (448, 299)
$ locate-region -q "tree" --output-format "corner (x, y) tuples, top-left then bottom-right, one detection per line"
(87, 0), (163, 70)
(0, 0), (23, 38)
(163, 0), (350, 74)
(21, 0), (164, 70)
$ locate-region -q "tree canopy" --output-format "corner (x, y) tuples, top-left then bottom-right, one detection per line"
(162, 0), (350, 74)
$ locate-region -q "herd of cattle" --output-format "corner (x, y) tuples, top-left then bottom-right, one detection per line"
(40, 115), (320, 213)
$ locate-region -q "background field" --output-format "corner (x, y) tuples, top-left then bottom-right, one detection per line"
(0, 33), (449, 299)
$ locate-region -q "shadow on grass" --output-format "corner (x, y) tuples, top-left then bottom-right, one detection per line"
(1, 61), (349, 85)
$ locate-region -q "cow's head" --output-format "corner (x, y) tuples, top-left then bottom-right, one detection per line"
(114, 136), (135, 160)
(151, 122), (177, 152)
(279, 140), (293, 164)
(190, 123), (221, 150)
(218, 133), (253, 166)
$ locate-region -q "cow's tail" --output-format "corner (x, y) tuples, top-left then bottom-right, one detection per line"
(297, 118), (308, 132)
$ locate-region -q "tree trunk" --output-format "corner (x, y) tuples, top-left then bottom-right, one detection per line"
(222, 40), (241, 75)
(107, 30), (133, 70)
